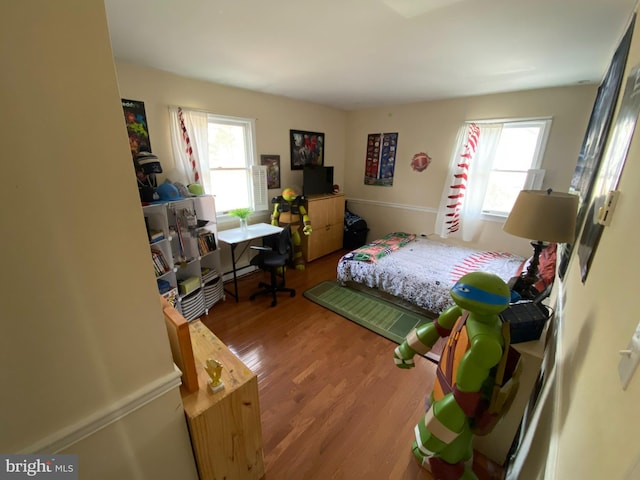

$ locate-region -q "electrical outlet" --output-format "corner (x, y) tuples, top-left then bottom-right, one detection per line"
(618, 320), (640, 390)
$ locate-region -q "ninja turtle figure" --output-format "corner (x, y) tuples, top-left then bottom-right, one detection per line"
(393, 271), (519, 480)
(271, 188), (312, 269)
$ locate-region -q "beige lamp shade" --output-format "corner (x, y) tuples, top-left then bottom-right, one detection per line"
(503, 190), (579, 243)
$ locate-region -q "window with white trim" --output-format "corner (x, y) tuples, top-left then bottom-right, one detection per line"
(481, 119), (551, 216)
(207, 114), (267, 214)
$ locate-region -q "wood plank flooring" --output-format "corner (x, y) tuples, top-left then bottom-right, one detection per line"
(201, 250), (504, 480)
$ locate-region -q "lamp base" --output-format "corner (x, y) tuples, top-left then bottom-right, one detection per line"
(508, 275), (540, 301)
(509, 240), (546, 301)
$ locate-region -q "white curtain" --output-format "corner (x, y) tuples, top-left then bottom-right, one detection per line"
(168, 107), (209, 190)
(436, 122), (503, 242)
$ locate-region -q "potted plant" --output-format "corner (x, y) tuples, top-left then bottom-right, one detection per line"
(228, 208), (252, 232)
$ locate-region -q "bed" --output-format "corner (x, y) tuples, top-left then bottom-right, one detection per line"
(337, 232), (533, 317)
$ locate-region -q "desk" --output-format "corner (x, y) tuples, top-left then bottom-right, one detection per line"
(217, 223), (282, 302)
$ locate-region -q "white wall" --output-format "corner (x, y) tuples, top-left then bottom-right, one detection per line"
(114, 62), (347, 205)
(114, 62), (348, 272)
(544, 11), (640, 479)
(0, 1), (197, 478)
(344, 86), (597, 257)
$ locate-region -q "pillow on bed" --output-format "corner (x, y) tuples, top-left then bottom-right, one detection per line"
(351, 244), (396, 262)
(517, 243), (557, 292)
(346, 232), (417, 262)
(375, 232), (416, 246)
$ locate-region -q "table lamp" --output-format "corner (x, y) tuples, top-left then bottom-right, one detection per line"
(503, 189), (578, 299)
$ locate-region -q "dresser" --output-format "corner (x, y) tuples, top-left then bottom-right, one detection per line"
(301, 193), (345, 262)
(180, 320), (265, 480)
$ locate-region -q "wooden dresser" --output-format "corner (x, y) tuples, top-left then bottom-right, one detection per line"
(180, 320), (265, 480)
(301, 193), (345, 262)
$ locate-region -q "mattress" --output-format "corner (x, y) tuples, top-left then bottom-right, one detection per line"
(337, 235), (525, 315)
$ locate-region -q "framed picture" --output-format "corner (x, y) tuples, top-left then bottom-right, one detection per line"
(290, 129), (324, 170)
(558, 15), (634, 278)
(577, 62), (640, 282)
(260, 154), (281, 189)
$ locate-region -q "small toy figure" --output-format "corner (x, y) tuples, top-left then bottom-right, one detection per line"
(205, 358), (224, 393)
(271, 188), (312, 269)
(393, 271), (519, 480)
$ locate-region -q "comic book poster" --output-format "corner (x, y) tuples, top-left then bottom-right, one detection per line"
(122, 99), (152, 158)
(364, 132), (398, 186)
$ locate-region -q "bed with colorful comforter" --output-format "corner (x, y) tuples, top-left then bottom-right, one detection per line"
(337, 232), (526, 316)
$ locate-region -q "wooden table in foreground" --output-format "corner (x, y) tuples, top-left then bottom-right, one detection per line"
(181, 320), (265, 480)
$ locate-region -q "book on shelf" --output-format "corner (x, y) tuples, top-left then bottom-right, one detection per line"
(151, 248), (169, 276)
(197, 231), (217, 255)
(149, 230), (165, 243)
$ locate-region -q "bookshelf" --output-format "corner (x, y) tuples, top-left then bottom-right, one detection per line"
(143, 195), (224, 321)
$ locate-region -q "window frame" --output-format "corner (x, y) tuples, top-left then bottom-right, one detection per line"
(206, 113), (262, 217)
(480, 117), (552, 218)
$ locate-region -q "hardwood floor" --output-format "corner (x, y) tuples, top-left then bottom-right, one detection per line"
(200, 250), (504, 480)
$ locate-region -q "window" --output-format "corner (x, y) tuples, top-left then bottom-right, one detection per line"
(437, 118), (552, 241)
(206, 114), (267, 214)
(481, 119), (551, 216)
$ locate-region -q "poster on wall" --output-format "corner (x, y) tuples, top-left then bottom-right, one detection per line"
(122, 98), (152, 158)
(364, 132), (398, 186)
(558, 15), (634, 278)
(260, 154), (281, 189)
(577, 62), (640, 282)
(290, 130), (324, 170)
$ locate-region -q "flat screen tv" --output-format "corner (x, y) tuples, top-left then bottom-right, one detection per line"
(303, 166), (334, 196)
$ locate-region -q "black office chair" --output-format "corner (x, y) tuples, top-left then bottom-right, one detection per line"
(249, 225), (296, 306)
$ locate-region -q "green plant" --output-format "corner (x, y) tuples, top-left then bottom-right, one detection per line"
(228, 208), (252, 219)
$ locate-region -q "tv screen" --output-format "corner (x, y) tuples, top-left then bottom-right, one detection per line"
(303, 166), (334, 196)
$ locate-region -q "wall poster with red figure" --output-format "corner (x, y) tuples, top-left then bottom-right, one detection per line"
(122, 98), (152, 158)
(364, 132), (398, 186)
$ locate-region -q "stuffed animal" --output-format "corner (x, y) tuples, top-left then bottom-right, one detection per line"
(393, 271), (519, 480)
(271, 188), (312, 269)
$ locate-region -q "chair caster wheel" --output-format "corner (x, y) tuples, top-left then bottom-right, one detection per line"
(250, 295), (256, 301)
(290, 291), (295, 297)
(271, 300), (277, 307)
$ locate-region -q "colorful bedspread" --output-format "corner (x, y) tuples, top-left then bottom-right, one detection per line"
(337, 235), (525, 315)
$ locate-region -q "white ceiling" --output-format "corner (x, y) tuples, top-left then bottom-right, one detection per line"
(104, 0), (637, 110)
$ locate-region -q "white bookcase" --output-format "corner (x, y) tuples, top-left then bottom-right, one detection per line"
(143, 195), (224, 321)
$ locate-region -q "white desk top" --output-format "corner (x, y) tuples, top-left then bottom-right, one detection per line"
(217, 223), (282, 245)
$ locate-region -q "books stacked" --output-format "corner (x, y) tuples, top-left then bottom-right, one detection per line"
(151, 249), (170, 276)
(197, 231), (217, 255)
(149, 230), (165, 243)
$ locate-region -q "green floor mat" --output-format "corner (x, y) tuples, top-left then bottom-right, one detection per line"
(303, 281), (432, 344)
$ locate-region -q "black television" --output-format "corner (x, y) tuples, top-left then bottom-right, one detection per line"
(303, 166), (334, 196)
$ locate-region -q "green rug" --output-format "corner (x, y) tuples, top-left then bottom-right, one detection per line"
(303, 281), (432, 344)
